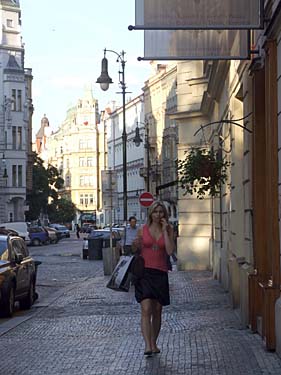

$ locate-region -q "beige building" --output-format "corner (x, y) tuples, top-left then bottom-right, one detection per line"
(142, 62), (178, 222)
(171, 0), (281, 354)
(42, 87), (106, 224)
(141, 37), (281, 353)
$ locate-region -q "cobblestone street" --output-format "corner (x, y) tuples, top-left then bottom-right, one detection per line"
(1, 238), (281, 374)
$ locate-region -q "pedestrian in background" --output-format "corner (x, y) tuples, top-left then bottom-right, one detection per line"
(121, 216), (138, 255)
(76, 224), (80, 239)
(132, 201), (174, 357)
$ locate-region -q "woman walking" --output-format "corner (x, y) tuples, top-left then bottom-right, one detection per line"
(133, 201), (174, 357)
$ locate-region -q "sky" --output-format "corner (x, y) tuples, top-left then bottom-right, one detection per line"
(20, 0), (151, 137)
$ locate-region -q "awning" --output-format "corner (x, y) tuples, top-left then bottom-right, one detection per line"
(140, 29), (250, 60)
(133, 0), (264, 30)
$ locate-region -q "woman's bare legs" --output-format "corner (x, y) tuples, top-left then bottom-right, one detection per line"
(141, 299), (162, 353)
(151, 300), (162, 352)
(141, 299), (153, 352)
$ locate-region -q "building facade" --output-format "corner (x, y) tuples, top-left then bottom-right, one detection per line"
(102, 95), (145, 225)
(169, 0), (281, 356)
(142, 62), (178, 223)
(43, 87), (106, 226)
(134, 0), (281, 356)
(0, 0), (33, 223)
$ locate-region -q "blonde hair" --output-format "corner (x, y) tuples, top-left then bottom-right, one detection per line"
(147, 201), (169, 225)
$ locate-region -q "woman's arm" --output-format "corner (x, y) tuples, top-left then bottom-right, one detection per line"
(160, 219), (174, 255)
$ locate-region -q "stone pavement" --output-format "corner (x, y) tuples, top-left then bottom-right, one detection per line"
(1, 263), (281, 375)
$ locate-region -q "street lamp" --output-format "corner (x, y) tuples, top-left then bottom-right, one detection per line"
(96, 48), (128, 223)
(133, 121), (150, 192)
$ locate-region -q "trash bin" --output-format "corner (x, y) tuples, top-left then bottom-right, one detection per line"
(88, 238), (103, 260)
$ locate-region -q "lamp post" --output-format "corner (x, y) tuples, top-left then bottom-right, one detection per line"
(133, 121), (150, 192)
(96, 48), (128, 223)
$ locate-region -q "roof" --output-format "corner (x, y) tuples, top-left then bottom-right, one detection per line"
(4, 55), (23, 74)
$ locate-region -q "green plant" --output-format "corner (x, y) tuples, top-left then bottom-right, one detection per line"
(177, 147), (229, 199)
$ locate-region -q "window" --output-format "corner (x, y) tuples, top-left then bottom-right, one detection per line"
(12, 126), (16, 149)
(79, 139), (94, 150)
(12, 89), (16, 111)
(12, 239), (28, 258)
(79, 176), (94, 187)
(12, 127), (22, 150)
(18, 165), (22, 187)
(65, 175), (70, 187)
(79, 157), (86, 167)
(11, 89), (22, 112)
(80, 194), (94, 206)
(17, 90), (22, 111)
(12, 165), (16, 187)
(79, 140), (86, 149)
(87, 157), (93, 166)
(6, 19), (13, 28)
(84, 195), (89, 206)
(17, 127), (22, 149)
(0, 240), (8, 260)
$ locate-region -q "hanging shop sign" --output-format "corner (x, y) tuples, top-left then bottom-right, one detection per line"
(133, 0), (264, 30)
(140, 29), (250, 61)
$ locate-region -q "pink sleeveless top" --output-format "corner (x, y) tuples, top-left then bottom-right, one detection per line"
(141, 224), (168, 272)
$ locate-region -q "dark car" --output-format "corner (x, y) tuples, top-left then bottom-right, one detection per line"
(82, 229), (121, 260)
(0, 232), (38, 317)
(49, 224), (70, 238)
(28, 226), (49, 246)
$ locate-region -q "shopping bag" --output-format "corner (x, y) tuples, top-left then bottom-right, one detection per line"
(106, 255), (135, 292)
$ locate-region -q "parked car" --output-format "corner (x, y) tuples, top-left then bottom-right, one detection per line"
(49, 224), (70, 238)
(0, 232), (39, 317)
(28, 226), (49, 246)
(43, 226), (60, 244)
(82, 229), (121, 260)
(0, 222), (31, 245)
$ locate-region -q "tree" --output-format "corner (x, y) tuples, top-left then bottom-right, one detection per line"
(26, 152), (65, 221)
(26, 153), (49, 221)
(47, 198), (76, 223)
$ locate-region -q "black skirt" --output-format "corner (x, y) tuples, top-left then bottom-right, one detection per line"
(134, 268), (170, 306)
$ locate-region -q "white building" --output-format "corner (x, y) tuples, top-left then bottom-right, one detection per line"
(0, 0), (33, 223)
(102, 95), (146, 224)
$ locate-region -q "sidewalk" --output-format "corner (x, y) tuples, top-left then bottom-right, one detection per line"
(1, 265), (281, 374)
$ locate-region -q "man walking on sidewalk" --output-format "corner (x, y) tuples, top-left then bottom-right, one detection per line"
(121, 216), (138, 255)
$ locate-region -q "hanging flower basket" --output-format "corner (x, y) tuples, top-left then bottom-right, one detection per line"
(177, 147), (229, 199)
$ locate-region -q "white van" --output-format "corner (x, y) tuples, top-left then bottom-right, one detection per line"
(0, 222), (31, 244)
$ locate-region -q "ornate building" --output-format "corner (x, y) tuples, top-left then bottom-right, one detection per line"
(0, 0), (33, 223)
(45, 86), (106, 225)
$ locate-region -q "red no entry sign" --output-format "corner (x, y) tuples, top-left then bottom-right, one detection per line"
(139, 192), (154, 207)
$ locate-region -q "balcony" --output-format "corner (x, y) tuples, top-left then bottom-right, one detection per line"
(139, 167), (147, 178)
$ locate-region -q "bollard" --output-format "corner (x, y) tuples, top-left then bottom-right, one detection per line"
(102, 247), (120, 275)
